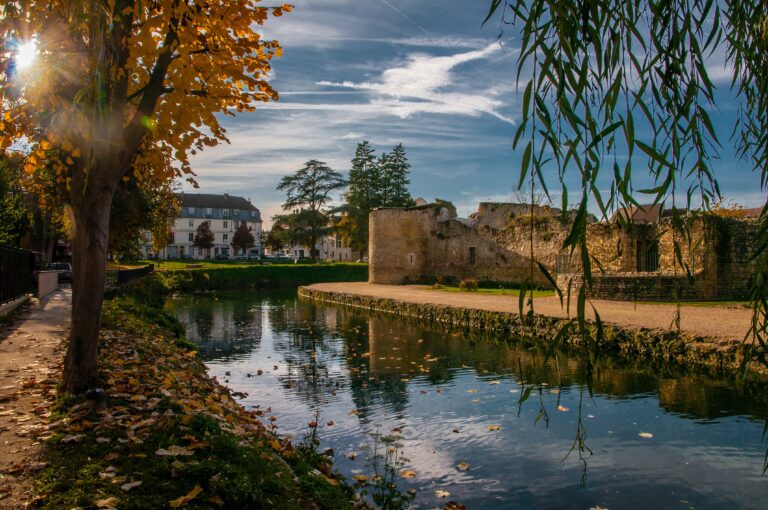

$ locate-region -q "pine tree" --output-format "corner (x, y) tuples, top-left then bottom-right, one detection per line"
(383, 143), (412, 208)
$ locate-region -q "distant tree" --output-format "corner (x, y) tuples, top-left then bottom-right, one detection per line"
(152, 224), (173, 260)
(193, 221), (215, 258)
(0, 153), (29, 246)
(231, 221), (255, 256)
(264, 221), (289, 254)
(108, 179), (178, 260)
(337, 142), (413, 255)
(341, 141), (380, 253)
(378, 143), (412, 208)
(277, 160), (345, 260)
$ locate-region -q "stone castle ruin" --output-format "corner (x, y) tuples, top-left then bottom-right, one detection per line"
(368, 201), (761, 301)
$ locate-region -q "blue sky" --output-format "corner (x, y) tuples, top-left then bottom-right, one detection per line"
(186, 0), (765, 225)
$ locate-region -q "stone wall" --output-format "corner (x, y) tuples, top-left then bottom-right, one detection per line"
(370, 201), (759, 301)
(369, 205), (549, 286)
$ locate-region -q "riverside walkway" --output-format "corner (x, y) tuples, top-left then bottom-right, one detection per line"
(0, 289), (69, 509)
(303, 282), (752, 345)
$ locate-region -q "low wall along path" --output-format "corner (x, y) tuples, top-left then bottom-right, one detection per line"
(299, 282), (755, 374)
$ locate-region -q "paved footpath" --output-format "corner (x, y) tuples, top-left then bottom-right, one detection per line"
(306, 283), (752, 345)
(0, 289), (70, 509)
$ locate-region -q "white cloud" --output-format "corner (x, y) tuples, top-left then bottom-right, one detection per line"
(311, 43), (516, 124)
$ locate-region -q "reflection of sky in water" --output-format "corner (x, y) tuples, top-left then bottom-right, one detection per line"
(168, 291), (768, 510)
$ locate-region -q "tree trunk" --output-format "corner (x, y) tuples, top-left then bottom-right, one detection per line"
(61, 185), (115, 393)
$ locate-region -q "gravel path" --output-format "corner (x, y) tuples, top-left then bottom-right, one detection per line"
(0, 290), (69, 509)
(306, 283), (752, 343)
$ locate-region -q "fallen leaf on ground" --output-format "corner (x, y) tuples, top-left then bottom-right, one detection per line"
(121, 481), (142, 491)
(156, 445), (195, 456)
(95, 496), (120, 509)
(169, 485), (203, 508)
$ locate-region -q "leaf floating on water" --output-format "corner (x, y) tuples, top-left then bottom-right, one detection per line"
(487, 424), (501, 431)
(435, 490), (451, 498)
(456, 462), (470, 471)
(169, 484), (203, 508)
(639, 432), (654, 438)
(466, 389), (478, 394)
(352, 474), (368, 483)
(556, 405), (570, 412)
(349, 409), (359, 416)
(400, 469), (417, 478)
(345, 451), (358, 460)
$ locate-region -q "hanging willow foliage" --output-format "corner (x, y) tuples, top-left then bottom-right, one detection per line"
(485, 0), (768, 371)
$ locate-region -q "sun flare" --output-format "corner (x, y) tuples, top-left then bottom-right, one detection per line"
(15, 40), (37, 70)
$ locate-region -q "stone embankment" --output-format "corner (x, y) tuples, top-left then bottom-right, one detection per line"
(298, 283), (759, 376)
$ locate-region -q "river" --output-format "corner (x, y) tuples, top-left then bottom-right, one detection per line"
(167, 290), (768, 509)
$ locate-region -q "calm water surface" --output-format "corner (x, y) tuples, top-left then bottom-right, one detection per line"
(166, 291), (768, 509)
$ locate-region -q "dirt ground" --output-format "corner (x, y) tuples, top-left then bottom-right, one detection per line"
(0, 290), (69, 509)
(305, 282), (753, 345)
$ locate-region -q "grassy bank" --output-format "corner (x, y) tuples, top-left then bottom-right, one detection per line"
(156, 263), (368, 292)
(36, 282), (359, 509)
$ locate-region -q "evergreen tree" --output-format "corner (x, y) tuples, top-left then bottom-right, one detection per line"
(277, 160), (345, 260)
(382, 143), (412, 208)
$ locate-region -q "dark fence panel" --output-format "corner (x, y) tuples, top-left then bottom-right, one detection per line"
(0, 245), (34, 305)
(116, 264), (154, 286)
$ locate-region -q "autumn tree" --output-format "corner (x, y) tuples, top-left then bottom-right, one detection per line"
(231, 221), (255, 256)
(0, 1), (287, 391)
(0, 153), (29, 246)
(193, 221), (215, 259)
(108, 177), (179, 260)
(277, 160), (345, 261)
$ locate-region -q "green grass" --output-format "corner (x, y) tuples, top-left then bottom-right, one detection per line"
(640, 299), (751, 308)
(36, 290), (357, 510)
(425, 285), (556, 297)
(136, 259), (353, 271)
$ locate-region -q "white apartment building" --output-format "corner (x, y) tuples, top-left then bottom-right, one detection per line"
(266, 233), (359, 261)
(145, 193), (263, 260)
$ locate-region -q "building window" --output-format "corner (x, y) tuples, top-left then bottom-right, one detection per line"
(407, 253), (416, 265)
(469, 246), (476, 265)
(223, 209), (229, 218)
(206, 207), (213, 217)
(637, 240), (660, 272)
(188, 207), (195, 215)
(189, 219), (194, 227)
(336, 238), (342, 248)
(223, 221), (228, 229)
(223, 233), (228, 242)
(234, 210), (240, 218)
(188, 232), (194, 242)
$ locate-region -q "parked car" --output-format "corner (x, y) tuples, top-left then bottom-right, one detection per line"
(50, 262), (72, 283)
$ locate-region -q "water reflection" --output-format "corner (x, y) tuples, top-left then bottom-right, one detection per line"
(170, 291), (768, 510)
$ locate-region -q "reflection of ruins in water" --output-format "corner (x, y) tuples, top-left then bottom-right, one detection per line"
(171, 297), (264, 360)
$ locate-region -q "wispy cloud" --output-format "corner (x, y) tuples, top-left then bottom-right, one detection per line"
(313, 43), (516, 124)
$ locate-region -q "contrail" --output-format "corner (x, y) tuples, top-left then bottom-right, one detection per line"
(378, 0), (434, 37)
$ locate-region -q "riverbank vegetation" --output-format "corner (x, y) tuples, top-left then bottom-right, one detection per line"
(35, 282), (359, 509)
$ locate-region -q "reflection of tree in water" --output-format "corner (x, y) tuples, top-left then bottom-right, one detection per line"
(170, 295), (263, 361)
(269, 300), (349, 408)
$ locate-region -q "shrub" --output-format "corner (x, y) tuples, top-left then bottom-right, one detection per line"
(458, 278), (478, 292)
